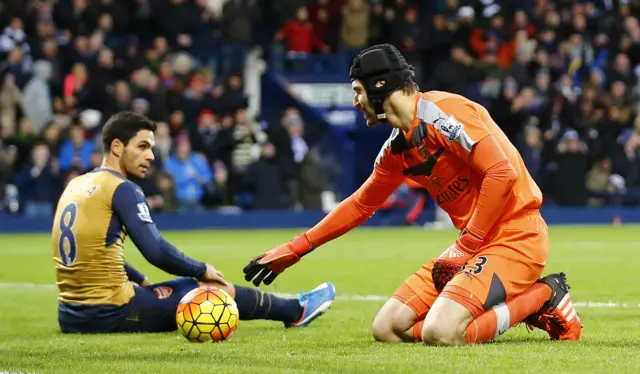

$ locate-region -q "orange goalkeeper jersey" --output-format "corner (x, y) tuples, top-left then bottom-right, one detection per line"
(305, 91), (543, 246)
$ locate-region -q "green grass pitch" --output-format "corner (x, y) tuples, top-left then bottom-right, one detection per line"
(0, 225), (639, 373)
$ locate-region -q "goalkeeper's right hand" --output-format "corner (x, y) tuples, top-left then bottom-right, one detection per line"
(243, 233), (314, 286)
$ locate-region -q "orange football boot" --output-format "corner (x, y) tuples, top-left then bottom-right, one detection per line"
(524, 272), (582, 341)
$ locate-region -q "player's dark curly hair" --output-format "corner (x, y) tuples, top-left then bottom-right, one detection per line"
(101, 111), (157, 152)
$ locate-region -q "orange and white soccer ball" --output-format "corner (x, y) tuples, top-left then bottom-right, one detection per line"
(176, 285), (239, 342)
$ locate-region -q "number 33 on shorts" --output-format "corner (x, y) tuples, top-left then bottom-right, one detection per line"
(462, 256), (488, 275)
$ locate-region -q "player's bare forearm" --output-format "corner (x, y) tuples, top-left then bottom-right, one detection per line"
(465, 136), (517, 238)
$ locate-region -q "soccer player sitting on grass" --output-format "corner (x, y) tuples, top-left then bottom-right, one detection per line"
(52, 111), (335, 334)
(244, 44), (582, 345)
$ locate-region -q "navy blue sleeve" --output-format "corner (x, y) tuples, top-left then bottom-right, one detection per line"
(112, 181), (207, 279)
(124, 262), (146, 284)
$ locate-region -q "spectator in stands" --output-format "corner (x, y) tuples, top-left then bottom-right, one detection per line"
(22, 60), (53, 132)
(470, 11), (516, 71)
(246, 142), (287, 210)
(196, 110), (219, 160)
(181, 75), (212, 126)
(141, 74), (169, 122)
(1, 20), (32, 88)
(552, 129), (590, 206)
(219, 74), (249, 115)
(63, 63), (90, 111)
(152, 121), (173, 167)
(230, 108), (268, 186)
(131, 97), (151, 118)
(103, 80), (133, 121)
(42, 122), (62, 156)
(215, 114), (238, 170)
(395, 6), (424, 82)
(339, 0), (370, 56)
(163, 136), (213, 213)
(587, 157), (614, 206)
(220, 0), (260, 79)
(58, 123), (94, 173)
(0, 73), (22, 132)
(276, 6), (329, 71)
(14, 141), (60, 217)
(92, 48), (117, 93)
(0, 144), (17, 203)
(156, 171), (179, 212)
(210, 160), (233, 206)
(195, 109), (235, 167)
(619, 124), (640, 188)
(0, 17), (30, 60)
(265, 107), (311, 208)
(38, 37), (63, 95)
(284, 109), (309, 208)
(430, 45), (478, 95)
(8, 118), (40, 172)
(309, 1), (339, 53)
(508, 34), (536, 88)
(298, 146), (328, 210)
(518, 125), (544, 183)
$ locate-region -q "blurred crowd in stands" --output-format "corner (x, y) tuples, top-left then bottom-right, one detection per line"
(1, 0), (640, 218)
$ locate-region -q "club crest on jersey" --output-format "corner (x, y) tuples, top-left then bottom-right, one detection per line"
(418, 144), (429, 158)
(153, 286), (173, 299)
(436, 115), (463, 142)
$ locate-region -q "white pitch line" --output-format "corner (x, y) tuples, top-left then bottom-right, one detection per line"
(0, 283), (637, 308)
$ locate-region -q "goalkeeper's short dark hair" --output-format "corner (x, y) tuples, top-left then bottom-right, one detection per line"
(102, 111), (157, 152)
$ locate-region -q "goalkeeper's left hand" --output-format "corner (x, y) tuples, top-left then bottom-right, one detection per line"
(243, 233), (314, 286)
(432, 230), (483, 293)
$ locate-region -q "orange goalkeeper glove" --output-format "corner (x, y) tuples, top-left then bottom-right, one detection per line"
(243, 233), (314, 286)
(432, 229), (483, 293)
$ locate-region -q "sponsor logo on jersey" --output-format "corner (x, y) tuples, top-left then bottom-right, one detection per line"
(436, 176), (470, 205)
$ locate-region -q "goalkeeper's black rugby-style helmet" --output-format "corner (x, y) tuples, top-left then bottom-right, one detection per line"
(349, 44), (418, 120)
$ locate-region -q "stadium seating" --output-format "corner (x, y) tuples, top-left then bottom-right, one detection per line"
(1, 0), (640, 229)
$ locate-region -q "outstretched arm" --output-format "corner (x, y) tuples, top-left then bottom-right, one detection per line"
(112, 182), (207, 279)
(244, 154), (404, 286)
(306, 167), (404, 247)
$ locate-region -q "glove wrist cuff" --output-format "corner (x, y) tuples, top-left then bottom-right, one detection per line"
(289, 233), (314, 256)
(457, 231), (483, 253)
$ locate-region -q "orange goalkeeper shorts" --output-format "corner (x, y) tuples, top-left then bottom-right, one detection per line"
(392, 211), (548, 319)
